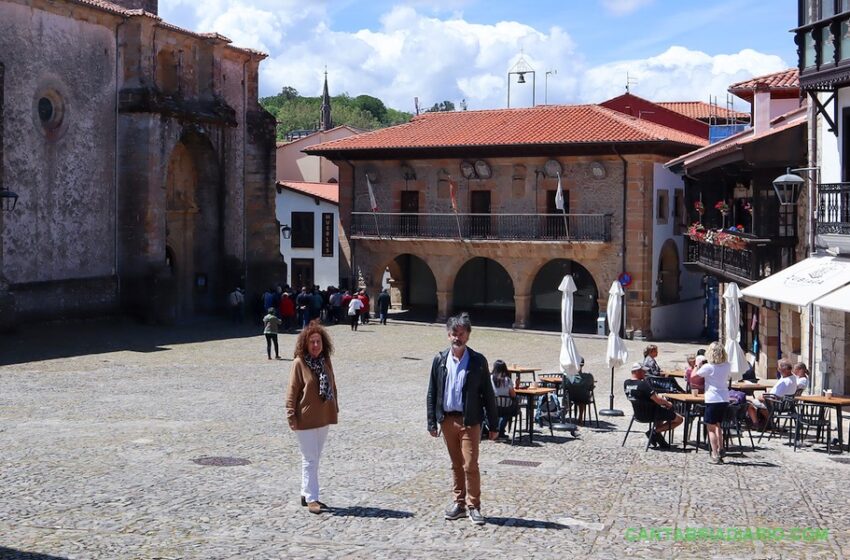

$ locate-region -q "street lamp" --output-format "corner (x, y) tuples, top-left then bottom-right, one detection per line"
(280, 224), (292, 239)
(507, 55), (535, 108)
(0, 187), (18, 212)
(545, 69), (556, 105)
(772, 165), (819, 253)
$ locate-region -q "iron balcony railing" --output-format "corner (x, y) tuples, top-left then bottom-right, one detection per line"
(818, 183), (850, 236)
(684, 236), (794, 283)
(350, 213), (612, 242)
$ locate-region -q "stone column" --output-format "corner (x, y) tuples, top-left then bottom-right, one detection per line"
(513, 294), (531, 329)
(436, 290), (451, 323)
(0, 62), (15, 333)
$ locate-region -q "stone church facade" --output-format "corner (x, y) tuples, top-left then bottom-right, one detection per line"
(0, 0), (279, 327)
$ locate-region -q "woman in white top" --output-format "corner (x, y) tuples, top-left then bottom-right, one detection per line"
(793, 362), (809, 393)
(347, 297), (363, 331)
(694, 341), (731, 464)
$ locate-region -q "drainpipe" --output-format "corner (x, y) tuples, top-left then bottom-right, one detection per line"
(613, 145), (627, 336)
(114, 16), (127, 307)
(242, 59), (248, 294)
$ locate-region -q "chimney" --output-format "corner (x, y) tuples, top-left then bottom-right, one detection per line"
(752, 86), (771, 135)
(110, 0), (158, 14)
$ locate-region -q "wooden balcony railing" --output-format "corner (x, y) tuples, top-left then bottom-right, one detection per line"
(350, 213), (612, 242)
(817, 182), (850, 236)
(684, 236), (795, 284)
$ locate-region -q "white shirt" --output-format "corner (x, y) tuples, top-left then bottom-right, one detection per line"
(795, 376), (809, 392)
(695, 362), (730, 404)
(770, 375), (798, 397)
(347, 299), (363, 315)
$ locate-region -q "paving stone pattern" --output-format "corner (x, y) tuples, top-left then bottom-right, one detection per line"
(1, 318), (848, 559)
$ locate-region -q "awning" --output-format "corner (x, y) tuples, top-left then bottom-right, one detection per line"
(740, 255), (850, 306)
(813, 284), (850, 312)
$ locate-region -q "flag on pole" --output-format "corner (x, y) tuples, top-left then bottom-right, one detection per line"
(366, 174), (378, 212)
(555, 172), (565, 211)
(449, 177), (458, 212)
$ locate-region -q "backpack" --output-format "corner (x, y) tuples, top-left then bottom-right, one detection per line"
(534, 393), (561, 424)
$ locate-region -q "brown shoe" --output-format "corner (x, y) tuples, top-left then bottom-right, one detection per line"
(308, 501), (324, 514)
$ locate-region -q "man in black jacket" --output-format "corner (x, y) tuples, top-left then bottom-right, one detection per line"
(427, 312), (497, 525)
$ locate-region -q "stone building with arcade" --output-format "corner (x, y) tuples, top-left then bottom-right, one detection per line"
(307, 104), (707, 336)
(0, 0), (278, 327)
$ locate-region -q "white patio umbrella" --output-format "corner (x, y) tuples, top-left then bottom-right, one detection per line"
(601, 280), (628, 416)
(558, 275), (582, 375)
(723, 282), (749, 374)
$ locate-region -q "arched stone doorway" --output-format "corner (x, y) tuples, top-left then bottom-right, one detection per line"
(452, 257), (515, 325)
(165, 130), (222, 318)
(657, 239), (681, 305)
(385, 254), (438, 320)
(530, 259), (599, 333)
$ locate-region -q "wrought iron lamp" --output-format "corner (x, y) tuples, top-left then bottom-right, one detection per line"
(772, 168), (807, 206)
(0, 187), (18, 212)
(280, 224), (292, 239)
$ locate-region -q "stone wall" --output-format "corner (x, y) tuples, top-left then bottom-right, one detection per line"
(1, 1), (121, 321)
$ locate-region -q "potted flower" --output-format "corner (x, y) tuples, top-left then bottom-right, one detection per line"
(714, 200), (730, 215)
(743, 201), (753, 215)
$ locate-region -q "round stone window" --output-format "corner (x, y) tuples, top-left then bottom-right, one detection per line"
(32, 86), (66, 135)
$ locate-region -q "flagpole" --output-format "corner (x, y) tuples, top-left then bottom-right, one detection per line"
(366, 175), (382, 238)
(449, 176), (463, 240)
(556, 172), (569, 239)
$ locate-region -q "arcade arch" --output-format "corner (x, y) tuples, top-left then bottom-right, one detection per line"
(530, 259), (599, 332)
(452, 257), (515, 325)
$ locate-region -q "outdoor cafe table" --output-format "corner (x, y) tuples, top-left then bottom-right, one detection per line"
(795, 394), (850, 453)
(662, 393), (704, 451)
(508, 365), (541, 384)
(514, 386), (556, 444)
(730, 382), (772, 395)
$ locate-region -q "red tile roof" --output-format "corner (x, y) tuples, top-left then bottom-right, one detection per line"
(728, 69), (799, 93)
(277, 181), (339, 205)
(656, 101), (749, 121)
(306, 104), (708, 154)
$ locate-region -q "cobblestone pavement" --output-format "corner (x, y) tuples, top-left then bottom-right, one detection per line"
(1, 317), (848, 559)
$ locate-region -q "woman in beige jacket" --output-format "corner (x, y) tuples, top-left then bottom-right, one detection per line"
(285, 321), (339, 514)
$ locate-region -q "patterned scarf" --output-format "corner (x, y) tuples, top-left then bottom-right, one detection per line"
(304, 354), (333, 401)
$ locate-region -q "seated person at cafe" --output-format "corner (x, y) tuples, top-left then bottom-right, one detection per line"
(747, 358), (797, 427)
(793, 362), (810, 393)
(624, 362), (683, 448)
(567, 358), (595, 425)
(642, 344), (662, 376)
(685, 354), (707, 393)
(489, 360), (516, 440)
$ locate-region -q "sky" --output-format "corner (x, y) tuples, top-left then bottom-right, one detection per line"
(159, 0), (799, 114)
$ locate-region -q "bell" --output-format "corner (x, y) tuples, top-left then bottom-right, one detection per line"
(517, 72), (526, 84)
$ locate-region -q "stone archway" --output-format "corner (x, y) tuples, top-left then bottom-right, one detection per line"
(383, 253), (438, 320)
(164, 130), (221, 318)
(657, 239), (681, 305)
(529, 259), (599, 333)
(452, 257), (515, 325)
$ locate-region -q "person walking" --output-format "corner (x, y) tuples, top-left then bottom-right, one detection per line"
(426, 312), (498, 526)
(228, 287), (244, 324)
(377, 289), (391, 325)
(694, 341), (731, 464)
(347, 295), (363, 331)
(262, 307), (282, 360)
(285, 321), (339, 515)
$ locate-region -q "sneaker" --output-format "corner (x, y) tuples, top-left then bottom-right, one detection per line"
(301, 496), (329, 510)
(645, 430), (658, 447)
(468, 508), (485, 525)
(709, 453), (723, 465)
(444, 503), (467, 520)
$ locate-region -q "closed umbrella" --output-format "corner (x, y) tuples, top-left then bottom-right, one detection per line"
(723, 282), (748, 374)
(558, 275), (582, 375)
(601, 280), (627, 416)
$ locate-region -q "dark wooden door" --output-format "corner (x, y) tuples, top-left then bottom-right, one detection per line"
(470, 191), (491, 238)
(291, 258), (314, 291)
(400, 191), (419, 236)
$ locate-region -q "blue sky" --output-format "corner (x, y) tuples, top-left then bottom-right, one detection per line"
(159, 0), (798, 112)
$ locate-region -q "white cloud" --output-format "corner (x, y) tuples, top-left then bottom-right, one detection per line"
(580, 46), (788, 108)
(159, 3), (789, 114)
(599, 0), (654, 16)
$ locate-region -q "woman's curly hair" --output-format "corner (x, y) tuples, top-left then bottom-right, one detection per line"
(293, 320), (334, 358)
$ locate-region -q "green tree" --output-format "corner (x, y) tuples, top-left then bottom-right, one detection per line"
(426, 100), (455, 112)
